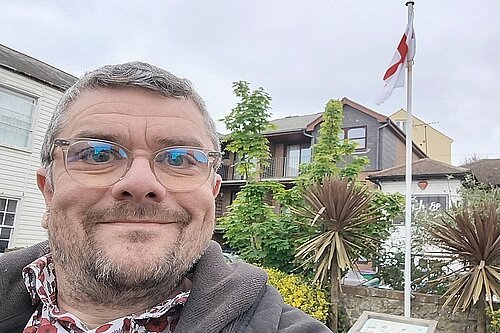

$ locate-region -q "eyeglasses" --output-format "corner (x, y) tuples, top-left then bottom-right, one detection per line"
(51, 138), (221, 192)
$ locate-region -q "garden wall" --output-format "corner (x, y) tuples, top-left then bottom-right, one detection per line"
(341, 285), (478, 333)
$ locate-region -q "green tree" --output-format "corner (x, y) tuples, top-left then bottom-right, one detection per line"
(221, 81), (274, 180)
(296, 99), (369, 187)
(220, 82), (303, 271)
(219, 181), (299, 272)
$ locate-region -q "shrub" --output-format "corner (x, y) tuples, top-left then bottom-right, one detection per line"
(265, 268), (329, 323)
(488, 308), (500, 332)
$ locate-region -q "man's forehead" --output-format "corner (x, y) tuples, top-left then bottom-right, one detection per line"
(68, 87), (196, 112)
(71, 129), (206, 148)
(61, 88), (213, 148)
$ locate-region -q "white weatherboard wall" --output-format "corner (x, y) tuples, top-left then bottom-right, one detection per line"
(0, 67), (64, 249)
(378, 178), (462, 204)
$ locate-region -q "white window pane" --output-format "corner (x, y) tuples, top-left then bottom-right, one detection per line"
(0, 227), (11, 239)
(347, 127), (366, 138)
(351, 138), (366, 149)
(0, 123), (30, 147)
(6, 200), (17, 212)
(0, 197), (17, 253)
(286, 145), (301, 177)
(0, 240), (9, 252)
(0, 87), (36, 148)
(300, 147), (312, 164)
(396, 121), (407, 134)
(4, 213), (15, 226)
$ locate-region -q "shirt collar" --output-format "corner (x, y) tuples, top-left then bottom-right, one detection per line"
(22, 254), (190, 333)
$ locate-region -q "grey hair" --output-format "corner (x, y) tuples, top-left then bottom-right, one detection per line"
(40, 62), (221, 185)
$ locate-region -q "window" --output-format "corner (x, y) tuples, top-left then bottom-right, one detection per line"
(0, 198), (18, 253)
(339, 126), (367, 150)
(393, 194), (449, 225)
(395, 120), (407, 134)
(412, 195), (448, 212)
(0, 86), (37, 148)
(285, 144), (312, 177)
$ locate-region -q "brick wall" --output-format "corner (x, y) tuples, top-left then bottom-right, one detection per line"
(341, 285), (478, 333)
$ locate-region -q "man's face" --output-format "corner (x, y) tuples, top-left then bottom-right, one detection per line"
(37, 88), (221, 297)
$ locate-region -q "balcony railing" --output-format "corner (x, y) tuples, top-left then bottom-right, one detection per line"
(217, 156), (311, 181)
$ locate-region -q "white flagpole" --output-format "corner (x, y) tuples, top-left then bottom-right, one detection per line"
(404, 1), (415, 318)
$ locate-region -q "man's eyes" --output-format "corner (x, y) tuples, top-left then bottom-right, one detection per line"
(67, 143), (209, 168)
(70, 146), (126, 164)
(157, 152), (196, 167)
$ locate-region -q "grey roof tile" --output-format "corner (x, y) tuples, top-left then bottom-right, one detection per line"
(0, 44), (77, 91)
(461, 159), (500, 185)
(368, 158), (469, 179)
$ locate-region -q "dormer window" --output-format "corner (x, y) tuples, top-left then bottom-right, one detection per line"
(339, 126), (367, 150)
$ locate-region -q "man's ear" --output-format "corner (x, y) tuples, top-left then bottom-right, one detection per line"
(36, 168), (53, 206)
(37, 168), (53, 229)
(212, 174), (222, 198)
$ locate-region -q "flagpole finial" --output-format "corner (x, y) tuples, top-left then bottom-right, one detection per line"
(406, 1), (415, 6)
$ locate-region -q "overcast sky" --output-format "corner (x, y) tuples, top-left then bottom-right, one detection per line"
(1, 1), (499, 165)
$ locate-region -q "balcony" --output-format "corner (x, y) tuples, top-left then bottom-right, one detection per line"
(217, 156), (311, 181)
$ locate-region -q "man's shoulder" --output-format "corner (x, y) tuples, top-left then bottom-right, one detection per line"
(0, 241), (49, 333)
(246, 284), (333, 333)
(0, 241), (49, 273)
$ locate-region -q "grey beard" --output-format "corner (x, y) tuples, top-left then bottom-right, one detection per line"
(48, 202), (197, 308)
(50, 228), (198, 308)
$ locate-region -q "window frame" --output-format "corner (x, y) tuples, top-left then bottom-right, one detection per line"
(285, 143), (312, 177)
(0, 85), (39, 150)
(395, 120), (407, 134)
(0, 197), (19, 253)
(340, 126), (367, 151)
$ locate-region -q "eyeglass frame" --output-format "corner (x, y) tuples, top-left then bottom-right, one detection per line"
(49, 137), (222, 192)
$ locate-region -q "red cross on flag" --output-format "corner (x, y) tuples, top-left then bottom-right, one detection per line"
(375, 9), (416, 105)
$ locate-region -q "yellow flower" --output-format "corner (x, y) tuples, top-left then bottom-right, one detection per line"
(265, 268), (329, 323)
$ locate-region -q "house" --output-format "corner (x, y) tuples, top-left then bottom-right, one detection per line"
(366, 158), (469, 254)
(215, 97), (428, 219)
(462, 159), (500, 186)
(367, 158), (470, 214)
(0, 44), (77, 253)
(389, 109), (453, 164)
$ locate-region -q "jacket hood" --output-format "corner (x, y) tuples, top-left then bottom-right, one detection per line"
(175, 241), (268, 333)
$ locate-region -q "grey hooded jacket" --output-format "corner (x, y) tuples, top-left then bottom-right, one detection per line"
(0, 241), (332, 333)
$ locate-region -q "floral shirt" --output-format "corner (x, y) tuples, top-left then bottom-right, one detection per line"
(22, 254), (190, 333)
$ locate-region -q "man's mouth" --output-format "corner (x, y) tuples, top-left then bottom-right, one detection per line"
(100, 220), (177, 225)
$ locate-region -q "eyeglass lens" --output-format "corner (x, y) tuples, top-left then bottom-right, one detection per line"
(64, 140), (212, 190)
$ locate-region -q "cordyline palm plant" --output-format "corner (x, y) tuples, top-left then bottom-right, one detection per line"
(292, 176), (383, 332)
(428, 201), (500, 333)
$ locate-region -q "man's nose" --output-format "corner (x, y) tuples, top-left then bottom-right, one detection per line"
(111, 156), (166, 202)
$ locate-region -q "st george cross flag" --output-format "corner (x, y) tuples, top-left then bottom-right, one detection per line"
(375, 9), (416, 105)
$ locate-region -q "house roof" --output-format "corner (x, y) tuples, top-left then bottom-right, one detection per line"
(0, 44), (77, 91)
(461, 159), (500, 186)
(266, 97), (388, 134)
(266, 97), (426, 158)
(367, 158), (470, 181)
(266, 112), (322, 134)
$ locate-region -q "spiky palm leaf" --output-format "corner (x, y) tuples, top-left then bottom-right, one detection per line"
(428, 201), (500, 313)
(292, 177), (382, 283)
